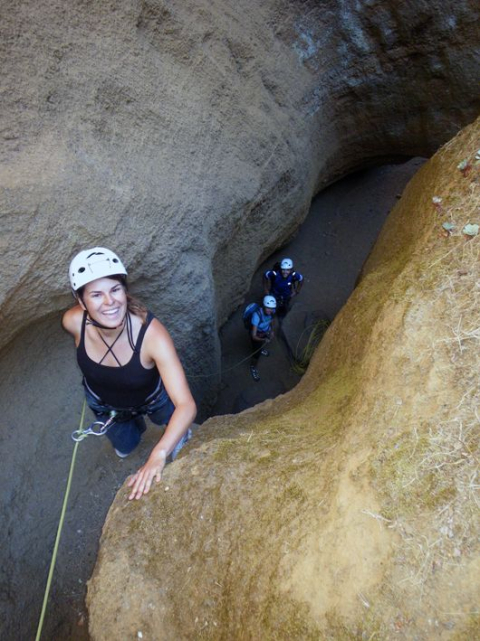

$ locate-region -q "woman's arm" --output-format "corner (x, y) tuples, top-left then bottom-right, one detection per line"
(263, 272), (272, 295)
(61, 306), (83, 343)
(127, 319), (197, 500)
(292, 273), (303, 295)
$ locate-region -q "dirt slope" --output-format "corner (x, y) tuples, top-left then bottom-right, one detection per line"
(87, 120), (480, 639)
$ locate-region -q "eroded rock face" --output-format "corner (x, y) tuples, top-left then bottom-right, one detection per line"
(1, 1), (479, 637)
(87, 119), (480, 639)
(1, 0), (479, 401)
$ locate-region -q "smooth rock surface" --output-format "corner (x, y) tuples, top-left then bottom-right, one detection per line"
(88, 117), (480, 640)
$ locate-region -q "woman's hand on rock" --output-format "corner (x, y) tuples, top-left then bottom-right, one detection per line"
(127, 449), (167, 500)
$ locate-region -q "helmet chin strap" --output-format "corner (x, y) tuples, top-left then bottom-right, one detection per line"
(86, 311), (127, 331)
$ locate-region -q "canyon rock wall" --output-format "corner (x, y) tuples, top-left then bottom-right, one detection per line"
(1, 0), (479, 401)
(1, 2), (479, 637)
(88, 118), (480, 640)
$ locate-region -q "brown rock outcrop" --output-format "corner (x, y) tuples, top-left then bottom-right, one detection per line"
(88, 118), (480, 639)
(1, 0), (479, 399)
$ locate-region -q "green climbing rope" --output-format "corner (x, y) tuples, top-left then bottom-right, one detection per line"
(35, 400), (87, 641)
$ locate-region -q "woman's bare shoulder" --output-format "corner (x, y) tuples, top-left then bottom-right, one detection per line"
(62, 305), (84, 336)
(145, 316), (172, 341)
(143, 317), (176, 355)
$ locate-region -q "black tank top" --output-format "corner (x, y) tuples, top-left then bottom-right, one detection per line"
(77, 310), (161, 408)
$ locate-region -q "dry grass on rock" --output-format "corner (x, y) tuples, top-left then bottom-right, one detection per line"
(362, 121), (480, 637)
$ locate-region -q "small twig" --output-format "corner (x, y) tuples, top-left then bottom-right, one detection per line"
(428, 245), (458, 268)
(455, 387), (475, 409)
(357, 592), (371, 608)
(361, 510), (393, 523)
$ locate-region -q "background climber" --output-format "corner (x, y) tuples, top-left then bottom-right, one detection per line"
(246, 295), (277, 381)
(263, 257), (303, 317)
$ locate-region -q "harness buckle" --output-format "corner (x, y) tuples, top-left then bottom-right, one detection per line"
(71, 411), (117, 442)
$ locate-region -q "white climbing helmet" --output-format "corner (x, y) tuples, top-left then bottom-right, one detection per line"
(69, 247), (127, 291)
(263, 295), (277, 310)
(280, 257), (293, 270)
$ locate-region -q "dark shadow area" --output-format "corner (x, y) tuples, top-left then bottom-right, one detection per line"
(211, 158), (426, 416)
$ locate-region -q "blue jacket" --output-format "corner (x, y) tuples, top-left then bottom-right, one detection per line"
(251, 308), (273, 334)
(264, 269), (303, 299)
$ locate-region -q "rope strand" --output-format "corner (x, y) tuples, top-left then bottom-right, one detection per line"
(187, 344), (264, 380)
(35, 400), (86, 641)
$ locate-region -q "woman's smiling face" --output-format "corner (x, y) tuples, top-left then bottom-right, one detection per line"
(81, 277), (127, 327)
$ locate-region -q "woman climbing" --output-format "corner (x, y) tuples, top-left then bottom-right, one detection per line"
(62, 247), (197, 500)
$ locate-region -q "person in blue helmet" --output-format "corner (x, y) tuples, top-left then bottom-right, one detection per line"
(263, 257), (303, 317)
(62, 247), (197, 500)
(249, 295), (277, 382)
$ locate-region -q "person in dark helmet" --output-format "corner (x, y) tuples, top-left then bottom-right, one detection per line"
(249, 295), (277, 382)
(263, 257), (303, 317)
(62, 247), (196, 500)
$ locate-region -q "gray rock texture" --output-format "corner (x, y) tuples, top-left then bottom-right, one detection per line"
(1, 0), (479, 402)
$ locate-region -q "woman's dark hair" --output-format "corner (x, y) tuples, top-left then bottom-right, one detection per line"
(76, 275), (148, 323)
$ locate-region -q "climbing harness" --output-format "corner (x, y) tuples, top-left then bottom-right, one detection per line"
(71, 411), (117, 441)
